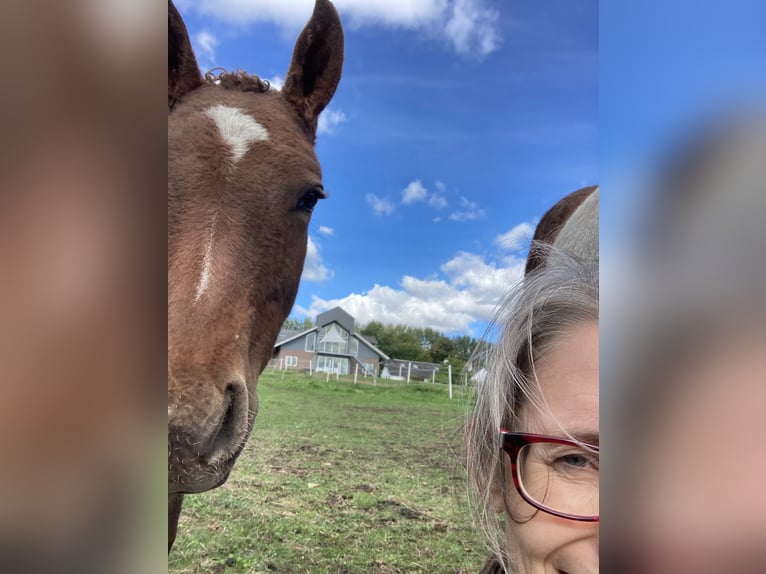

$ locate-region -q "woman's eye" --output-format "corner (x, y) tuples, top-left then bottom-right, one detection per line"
(296, 188), (324, 213)
(558, 454), (588, 468)
(554, 452), (599, 472)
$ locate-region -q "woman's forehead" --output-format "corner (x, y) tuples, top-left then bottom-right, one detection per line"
(520, 321), (599, 436)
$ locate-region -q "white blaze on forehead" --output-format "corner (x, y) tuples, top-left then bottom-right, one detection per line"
(205, 104), (269, 163)
(195, 217), (216, 302)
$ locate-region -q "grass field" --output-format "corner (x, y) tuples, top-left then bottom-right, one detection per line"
(169, 371), (488, 574)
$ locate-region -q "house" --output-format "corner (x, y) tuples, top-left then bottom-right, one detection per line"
(272, 307), (389, 375)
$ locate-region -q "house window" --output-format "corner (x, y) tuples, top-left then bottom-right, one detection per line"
(285, 356), (298, 368)
(349, 337), (359, 356)
(317, 323), (349, 354)
(315, 356), (349, 375)
(305, 332), (316, 352)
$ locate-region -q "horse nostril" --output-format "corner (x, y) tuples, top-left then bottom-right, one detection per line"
(205, 382), (247, 464)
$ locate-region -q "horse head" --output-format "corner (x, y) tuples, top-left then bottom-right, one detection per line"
(167, 0), (343, 525)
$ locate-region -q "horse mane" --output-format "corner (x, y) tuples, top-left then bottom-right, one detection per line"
(524, 185), (598, 275)
(203, 68), (271, 94)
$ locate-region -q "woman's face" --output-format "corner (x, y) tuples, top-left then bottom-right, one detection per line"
(494, 321), (599, 574)
(626, 332), (766, 573)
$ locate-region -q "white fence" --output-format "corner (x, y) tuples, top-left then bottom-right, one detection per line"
(267, 356), (378, 384)
(267, 356), (469, 398)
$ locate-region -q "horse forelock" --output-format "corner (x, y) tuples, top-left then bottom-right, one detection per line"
(203, 69), (272, 94)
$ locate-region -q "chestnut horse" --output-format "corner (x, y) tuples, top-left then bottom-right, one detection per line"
(525, 185), (599, 273)
(168, 0), (343, 551)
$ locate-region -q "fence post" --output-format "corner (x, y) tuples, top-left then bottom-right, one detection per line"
(278, 358), (283, 370)
(309, 360), (313, 376)
(448, 364), (453, 399)
(407, 362), (411, 385)
(326, 370), (330, 383)
(432, 369), (436, 384)
(354, 363), (358, 384)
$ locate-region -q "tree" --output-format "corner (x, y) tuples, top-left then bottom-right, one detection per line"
(283, 316), (313, 331)
(358, 321), (479, 363)
(427, 335), (455, 364)
(452, 335), (479, 360)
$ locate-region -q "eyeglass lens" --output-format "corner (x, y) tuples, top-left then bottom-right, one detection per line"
(517, 442), (599, 518)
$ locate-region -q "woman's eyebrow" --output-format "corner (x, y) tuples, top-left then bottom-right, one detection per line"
(570, 431), (599, 447)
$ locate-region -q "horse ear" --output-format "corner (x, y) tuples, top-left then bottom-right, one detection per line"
(283, 0), (344, 137)
(169, 0), (203, 110)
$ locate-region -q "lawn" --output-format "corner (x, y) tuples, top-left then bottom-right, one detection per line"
(168, 371), (488, 574)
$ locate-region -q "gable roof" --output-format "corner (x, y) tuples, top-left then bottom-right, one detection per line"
(355, 333), (389, 360)
(358, 334), (378, 346)
(316, 306), (355, 332)
(276, 329), (304, 343)
(273, 327), (317, 348)
(272, 324), (390, 360)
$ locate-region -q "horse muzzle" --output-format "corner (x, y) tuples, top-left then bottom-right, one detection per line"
(167, 378), (252, 493)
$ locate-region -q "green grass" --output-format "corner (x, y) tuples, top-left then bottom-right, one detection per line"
(169, 371), (486, 574)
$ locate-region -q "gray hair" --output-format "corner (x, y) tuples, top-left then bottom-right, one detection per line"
(466, 246), (598, 571)
(555, 189), (598, 260)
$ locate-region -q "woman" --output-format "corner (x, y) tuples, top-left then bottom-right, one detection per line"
(604, 116), (766, 573)
(467, 188), (599, 574)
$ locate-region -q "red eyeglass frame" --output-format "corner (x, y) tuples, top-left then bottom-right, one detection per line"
(499, 429), (599, 522)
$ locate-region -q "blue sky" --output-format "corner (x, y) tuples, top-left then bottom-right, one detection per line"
(599, 0), (766, 278)
(176, 0), (598, 336)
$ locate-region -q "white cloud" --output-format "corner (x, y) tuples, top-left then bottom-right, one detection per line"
(194, 30), (219, 67)
(298, 248), (526, 334)
(302, 236), (332, 282)
(317, 108), (348, 135)
(366, 193), (395, 216)
(318, 225), (335, 236)
(187, 0), (501, 58)
(448, 196), (486, 221)
(495, 222), (535, 252)
(266, 75), (284, 90)
(428, 180), (448, 209)
(401, 179), (428, 205)
(444, 0), (501, 57)
(399, 178), (448, 210)
(428, 192), (448, 210)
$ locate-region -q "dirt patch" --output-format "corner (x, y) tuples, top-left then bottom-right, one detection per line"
(376, 499), (425, 520)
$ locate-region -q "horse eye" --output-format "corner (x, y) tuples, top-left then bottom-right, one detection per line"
(296, 188), (325, 213)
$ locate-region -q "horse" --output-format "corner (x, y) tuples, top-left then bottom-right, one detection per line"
(524, 185), (599, 274)
(167, 0), (343, 551)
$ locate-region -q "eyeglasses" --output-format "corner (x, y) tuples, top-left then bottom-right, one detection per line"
(499, 430), (599, 522)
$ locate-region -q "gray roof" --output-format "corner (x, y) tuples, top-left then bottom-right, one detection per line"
(359, 334), (378, 346)
(316, 306), (355, 332)
(273, 327), (318, 348)
(276, 329), (304, 342)
(273, 307), (390, 360)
